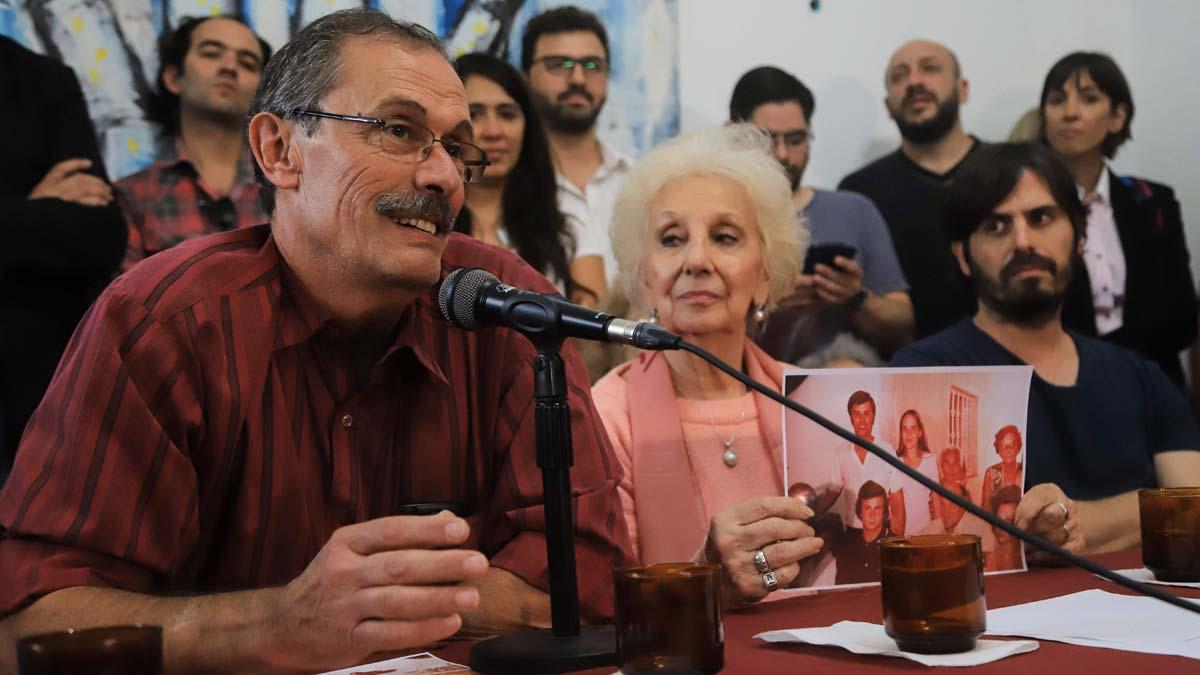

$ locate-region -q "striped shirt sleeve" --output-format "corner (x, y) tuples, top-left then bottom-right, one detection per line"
(0, 281), (203, 615)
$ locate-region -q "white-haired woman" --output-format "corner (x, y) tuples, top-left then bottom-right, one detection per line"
(592, 125), (824, 605)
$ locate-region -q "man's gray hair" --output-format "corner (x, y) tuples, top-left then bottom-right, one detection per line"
(249, 8), (446, 213)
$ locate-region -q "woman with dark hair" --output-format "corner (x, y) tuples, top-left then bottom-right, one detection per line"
(1039, 52), (1197, 389)
(895, 409), (938, 535)
(454, 53), (605, 305)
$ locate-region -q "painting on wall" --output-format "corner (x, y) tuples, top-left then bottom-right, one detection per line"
(0, 0), (678, 180)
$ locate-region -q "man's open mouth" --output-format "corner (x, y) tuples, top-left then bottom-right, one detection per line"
(391, 216), (439, 235)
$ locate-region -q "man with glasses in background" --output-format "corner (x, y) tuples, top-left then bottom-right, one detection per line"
(522, 5), (629, 284)
(0, 10), (631, 672)
(116, 15), (271, 271)
(730, 66), (914, 365)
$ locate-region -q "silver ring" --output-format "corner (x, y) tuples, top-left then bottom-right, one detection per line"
(1057, 502), (1069, 519)
(753, 550), (771, 574)
(1062, 522), (1071, 539)
(762, 571), (778, 589)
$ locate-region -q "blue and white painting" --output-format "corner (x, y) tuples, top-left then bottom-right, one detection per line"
(0, 0), (678, 180)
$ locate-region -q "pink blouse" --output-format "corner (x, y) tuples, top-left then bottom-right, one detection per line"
(593, 366), (783, 560)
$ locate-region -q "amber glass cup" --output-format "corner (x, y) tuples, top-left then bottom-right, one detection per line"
(1139, 487), (1200, 582)
(614, 562), (723, 674)
(18, 625), (163, 674)
(880, 534), (987, 654)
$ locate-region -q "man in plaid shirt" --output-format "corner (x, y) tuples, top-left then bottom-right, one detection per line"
(116, 15), (271, 271)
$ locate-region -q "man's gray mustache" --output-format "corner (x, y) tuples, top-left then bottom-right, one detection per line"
(375, 192), (454, 234)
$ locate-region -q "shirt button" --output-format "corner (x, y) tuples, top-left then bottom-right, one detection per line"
(341, 414), (354, 428)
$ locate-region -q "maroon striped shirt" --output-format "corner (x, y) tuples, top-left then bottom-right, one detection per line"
(0, 225), (631, 619)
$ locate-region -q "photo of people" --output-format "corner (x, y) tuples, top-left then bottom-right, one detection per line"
(782, 366), (1033, 591)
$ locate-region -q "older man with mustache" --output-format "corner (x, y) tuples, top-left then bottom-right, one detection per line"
(0, 10), (630, 673)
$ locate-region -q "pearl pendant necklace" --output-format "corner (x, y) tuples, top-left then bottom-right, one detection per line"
(722, 441), (738, 468)
(700, 398), (749, 469)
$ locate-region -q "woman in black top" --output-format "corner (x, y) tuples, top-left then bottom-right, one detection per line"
(1039, 51), (1197, 389)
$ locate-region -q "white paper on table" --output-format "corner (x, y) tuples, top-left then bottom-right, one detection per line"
(317, 651), (468, 674)
(756, 621), (1038, 667)
(986, 589), (1200, 659)
(1100, 568), (1200, 589)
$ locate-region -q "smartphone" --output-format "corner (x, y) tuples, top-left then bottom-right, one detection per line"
(803, 243), (858, 275)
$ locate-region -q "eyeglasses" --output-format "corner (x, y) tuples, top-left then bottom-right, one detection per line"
(532, 55), (609, 78)
(767, 129), (814, 149)
(290, 109), (490, 183)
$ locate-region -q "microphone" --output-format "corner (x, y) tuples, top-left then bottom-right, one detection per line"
(437, 267), (681, 350)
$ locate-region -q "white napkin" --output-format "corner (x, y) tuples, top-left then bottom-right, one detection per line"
(986, 589), (1200, 659)
(1104, 567), (1200, 589)
(317, 651), (468, 674)
(756, 621), (1038, 667)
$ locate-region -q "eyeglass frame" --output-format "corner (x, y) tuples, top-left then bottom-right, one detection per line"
(530, 55), (610, 78)
(766, 128), (815, 149)
(287, 109), (491, 183)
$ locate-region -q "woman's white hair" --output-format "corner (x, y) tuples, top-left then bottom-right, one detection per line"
(610, 123), (807, 314)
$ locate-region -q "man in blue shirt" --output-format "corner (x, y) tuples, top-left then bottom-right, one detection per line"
(892, 142), (1200, 556)
(729, 66), (913, 364)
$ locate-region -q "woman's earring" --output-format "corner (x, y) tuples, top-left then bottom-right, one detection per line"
(648, 308), (659, 324)
(754, 304), (767, 323)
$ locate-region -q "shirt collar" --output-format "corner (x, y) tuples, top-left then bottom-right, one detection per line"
(158, 137), (258, 184)
(273, 240), (450, 386)
(1079, 165), (1112, 205)
(556, 137), (632, 194)
(595, 137), (632, 179)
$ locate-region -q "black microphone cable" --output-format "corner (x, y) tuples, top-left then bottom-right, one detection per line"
(672, 338), (1200, 618)
(436, 266), (1200, 616)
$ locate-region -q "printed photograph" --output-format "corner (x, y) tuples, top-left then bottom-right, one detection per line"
(781, 366), (1034, 591)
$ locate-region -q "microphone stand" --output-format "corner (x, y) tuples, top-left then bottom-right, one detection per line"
(470, 299), (618, 673)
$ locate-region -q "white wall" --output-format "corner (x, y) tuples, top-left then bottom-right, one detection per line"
(678, 0), (1200, 277)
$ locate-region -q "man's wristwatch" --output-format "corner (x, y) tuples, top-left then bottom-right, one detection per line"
(845, 289), (868, 311)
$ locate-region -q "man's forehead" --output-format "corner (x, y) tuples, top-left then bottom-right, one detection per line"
(192, 17), (262, 54)
(749, 101), (809, 129)
(332, 37), (468, 127)
(993, 170), (1058, 214)
(534, 30), (605, 56)
(888, 40), (952, 70)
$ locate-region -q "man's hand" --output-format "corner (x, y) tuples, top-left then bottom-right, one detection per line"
(812, 256), (865, 305)
(777, 274), (821, 309)
(1014, 483), (1086, 565)
(704, 497), (824, 605)
(28, 158), (114, 206)
(267, 511), (489, 671)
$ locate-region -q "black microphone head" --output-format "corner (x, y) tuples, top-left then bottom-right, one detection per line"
(438, 267), (499, 330)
